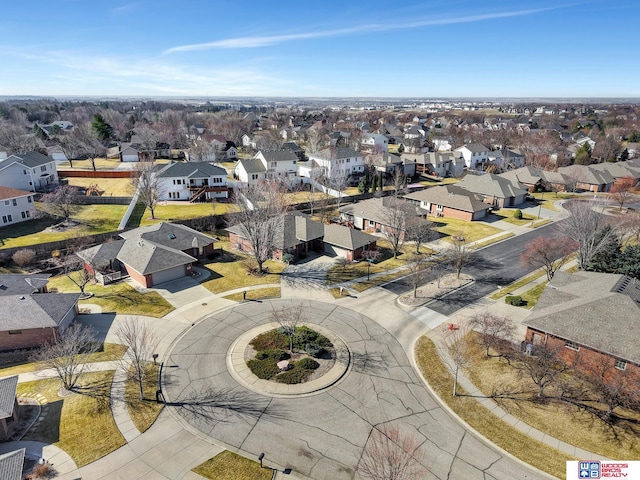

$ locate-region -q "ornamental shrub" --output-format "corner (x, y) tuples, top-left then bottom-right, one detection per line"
(513, 209), (523, 219)
(255, 349), (289, 361)
(276, 366), (312, 384)
(247, 359), (280, 380)
(305, 342), (325, 358)
(298, 357), (320, 370)
(505, 295), (526, 306)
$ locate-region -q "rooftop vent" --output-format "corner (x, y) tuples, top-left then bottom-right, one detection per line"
(168, 232), (176, 239)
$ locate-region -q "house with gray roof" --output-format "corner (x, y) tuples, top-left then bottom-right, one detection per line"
(0, 273), (50, 296)
(227, 212), (377, 263)
(234, 158), (267, 185)
(403, 152), (465, 178)
(0, 151), (58, 192)
(0, 448), (24, 480)
(557, 164), (615, 192)
(156, 161), (228, 202)
(0, 376), (19, 441)
(454, 143), (490, 169)
(0, 292), (80, 351)
(457, 173), (528, 208)
(77, 222), (217, 288)
(338, 197), (419, 238)
(254, 150), (299, 182)
(523, 271), (640, 376)
(404, 185), (490, 221)
(307, 147), (365, 179)
(588, 160), (640, 185)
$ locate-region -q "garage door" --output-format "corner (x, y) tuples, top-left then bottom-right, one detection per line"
(151, 265), (186, 286)
(324, 244), (348, 259)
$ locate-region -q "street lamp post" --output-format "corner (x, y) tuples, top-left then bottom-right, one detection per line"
(537, 191), (544, 221)
(258, 453), (265, 468)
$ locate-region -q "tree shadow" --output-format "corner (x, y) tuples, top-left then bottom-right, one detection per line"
(350, 351), (388, 375)
(166, 387), (289, 423)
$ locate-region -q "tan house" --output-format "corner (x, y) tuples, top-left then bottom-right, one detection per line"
(404, 185), (490, 221)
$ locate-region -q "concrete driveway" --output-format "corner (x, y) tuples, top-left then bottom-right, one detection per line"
(163, 299), (547, 480)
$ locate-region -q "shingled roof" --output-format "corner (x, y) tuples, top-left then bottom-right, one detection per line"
(0, 274), (50, 297)
(457, 173), (528, 199)
(523, 271), (640, 365)
(0, 293), (80, 331)
(0, 448), (24, 480)
(404, 185), (490, 213)
(157, 162), (226, 178)
(0, 151), (52, 168)
(0, 186), (32, 201)
(0, 375), (18, 420)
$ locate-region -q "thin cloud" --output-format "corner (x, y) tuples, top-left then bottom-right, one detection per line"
(165, 7), (555, 53)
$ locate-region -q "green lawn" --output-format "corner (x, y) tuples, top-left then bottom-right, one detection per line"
(138, 202), (239, 226)
(47, 275), (174, 317)
(223, 287), (281, 302)
(0, 204), (128, 249)
(17, 371), (126, 467)
(518, 281), (548, 309)
(431, 217), (504, 243)
(490, 209), (539, 226)
(66, 177), (135, 197)
(193, 451), (272, 480)
(490, 270), (547, 299)
(531, 192), (577, 212)
(201, 240), (284, 294)
(417, 177), (460, 187)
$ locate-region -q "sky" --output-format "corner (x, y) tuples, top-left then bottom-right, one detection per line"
(0, 0), (638, 98)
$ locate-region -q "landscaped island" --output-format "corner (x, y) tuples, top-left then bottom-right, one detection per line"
(245, 326), (335, 384)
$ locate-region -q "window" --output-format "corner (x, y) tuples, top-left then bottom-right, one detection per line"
(12, 199), (17, 206)
(436, 204), (444, 212)
(368, 220), (375, 227)
(614, 359), (627, 371)
(565, 340), (580, 351)
(2, 216), (6, 223)
(23, 169), (27, 175)
(25, 210), (30, 218)
(21, 212), (26, 219)
(27, 196), (32, 203)
(8, 330), (22, 335)
(3, 200), (8, 206)
(41, 165), (47, 172)
(252, 174), (258, 180)
(346, 158), (350, 163)
(6, 215), (11, 222)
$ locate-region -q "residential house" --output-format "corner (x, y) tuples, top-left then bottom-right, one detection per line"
(588, 161), (640, 186)
(0, 448), (24, 480)
(557, 165), (614, 192)
(626, 142), (640, 158)
(368, 152), (416, 178)
(0, 288), (80, 351)
(78, 222), (217, 288)
(0, 186), (36, 226)
(404, 185), (491, 221)
(307, 147), (365, 179)
(0, 273), (50, 296)
(227, 211), (377, 262)
(254, 150), (299, 181)
(487, 149), (525, 171)
(0, 151), (58, 192)
(454, 143), (490, 169)
(404, 152), (465, 178)
(223, 142), (238, 160)
(156, 162), (228, 202)
(0, 376), (19, 441)
(234, 158), (266, 185)
(457, 173), (528, 208)
(361, 133), (389, 154)
(523, 271), (640, 377)
(498, 166), (546, 192)
(338, 197), (417, 238)
(119, 143), (144, 162)
(46, 144), (68, 162)
(282, 142), (305, 161)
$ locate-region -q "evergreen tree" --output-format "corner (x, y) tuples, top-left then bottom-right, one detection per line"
(586, 225), (622, 273)
(357, 176), (367, 194)
(370, 174), (377, 193)
(92, 113), (113, 142)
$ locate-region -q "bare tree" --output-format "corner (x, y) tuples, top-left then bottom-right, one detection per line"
(445, 322), (472, 397)
(74, 124), (107, 171)
(405, 254), (429, 298)
(232, 181), (288, 274)
(609, 177), (637, 211)
(132, 126), (159, 161)
(38, 184), (80, 220)
(621, 210), (640, 244)
(392, 167), (407, 198)
(270, 304), (306, 354)
(520, 236), (578, 281)
(328, 168), (349, 210)
(131, 161), (163, 220)
(404, 216), (435, 254)
(515, 344), (568, 399)
(380, 197), (413, 259)
(62, 254), (93, 295)
(469, 312), (515, 358)
(304, 127), (329, 154)
(357, 424), (428, 480)
(32, 323), (100, 392)
(114, 319), (159, 401)
(560, 200), (617, 269)
(445, 236), (474, 278)
(188, 139), (217, 163)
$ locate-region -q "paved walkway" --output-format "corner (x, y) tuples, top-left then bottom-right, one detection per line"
(9, 198), (603, 480)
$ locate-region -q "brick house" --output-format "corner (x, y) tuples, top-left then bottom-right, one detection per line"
(522, 271), (640, 378)
(404, 185), (490, 221)
(227, 212), (377, 263)
(456, 173), (528, 208)
(337, 197), (419, 239)
(0, 376), (20, 441)
(77, 222), (217, 288)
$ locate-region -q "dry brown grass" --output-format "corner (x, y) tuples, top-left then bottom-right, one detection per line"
(414, 337), (571, 478)
(193, 451), (272, 480)
(125, 364), (164, 433)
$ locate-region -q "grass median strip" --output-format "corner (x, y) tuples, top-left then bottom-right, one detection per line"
(223, 287), (281, 302)
(490, 270), (547, 300)
(17, 371), (126, 467)
(471, 232), (515, 249)
(415, 337), (571, 479)
(193, 451), (272, 480)
(125, 364), (163, 433)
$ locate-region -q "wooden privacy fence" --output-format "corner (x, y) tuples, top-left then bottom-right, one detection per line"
(58, 170), (133, 178)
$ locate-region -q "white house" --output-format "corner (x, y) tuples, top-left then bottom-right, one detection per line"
(46, 145), (68, 162)
(0, 152), (58, 192)
(156, 162), (228, 201)
(361, 133), (389, 153)
(0, 186), (35, 226)
(307, 147), (365, 179)
(254, 150), (299, 180)
(454, 143), (490, 169)
(119, 143), (143, 162)
(234, 158), (267, 185)
(488, 149), (526, 171)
